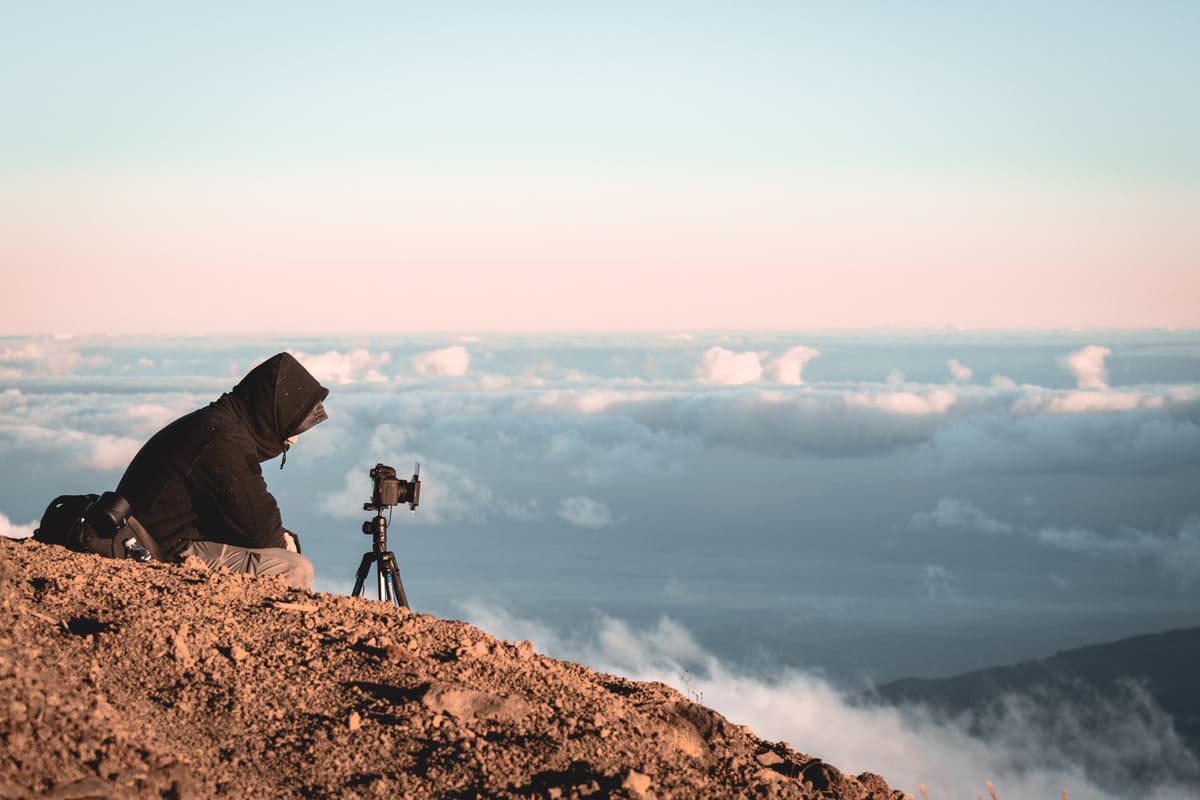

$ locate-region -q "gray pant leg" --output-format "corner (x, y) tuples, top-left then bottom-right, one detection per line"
(181, 541), (314, 591)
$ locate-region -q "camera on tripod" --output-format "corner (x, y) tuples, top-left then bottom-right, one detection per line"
(353, 462), (422, 609)
(364, 462), (421, 514)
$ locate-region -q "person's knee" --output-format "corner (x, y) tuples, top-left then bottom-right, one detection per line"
(289, 555), (315, 591)
(274, 552), (314, 591)
(248, 549), (314, 590)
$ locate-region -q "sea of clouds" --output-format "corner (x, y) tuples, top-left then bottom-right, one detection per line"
(2, 331), (1199, 797)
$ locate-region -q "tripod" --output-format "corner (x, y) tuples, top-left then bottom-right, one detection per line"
(351, 507), (409, 609)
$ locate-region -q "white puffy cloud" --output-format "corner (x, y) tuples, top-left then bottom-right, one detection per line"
(845, 388), (957, 416)
(0, 389), (25, 409)
(411, 345), (471, 377)
(85, 435), (142, 471)
(948, 358), (973, 383)
(923, 393), (1200, 475)
(527, 389), (659, 416)
(1063, 345), (1112, 390)
(923, 564), (957, 600)
(0, 511), (38, 539)
(911, 497), (1200, 581)
(555, 496), (615, 529)
(766, 345), (821, 385)
(695, 347), (765, 385)
(291, 349), (391, 385)
(0, 366), (21, 380)
(1038, 518), (1200, 578)
(1013, 390), (1164, 415)
(0, 421), (142, 474)
(0, 339), (110, 376)
(911, 498), (1014, 535)
(124, 402), (188, 433)
(991, 375), (1018, 389)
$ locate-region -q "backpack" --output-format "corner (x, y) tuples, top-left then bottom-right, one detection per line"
(34, 492), (164, 562)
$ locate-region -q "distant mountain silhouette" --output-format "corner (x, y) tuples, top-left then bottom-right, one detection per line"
(865, 626), (1200, 790)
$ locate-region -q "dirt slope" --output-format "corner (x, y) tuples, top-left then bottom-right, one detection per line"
(0, 538), (901, 799)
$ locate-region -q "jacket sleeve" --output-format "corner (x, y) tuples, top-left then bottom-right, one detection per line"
(187, 435), (287, 549)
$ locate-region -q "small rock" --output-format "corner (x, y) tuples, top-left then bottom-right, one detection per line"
(172, 626), (191, 665)
(514, 640), (535, 660)
(229, 644), (249, 662)
(547, 789), (563, 800)
(46, 776), (115, 799)
(179, 555), (209, 572)
(147, 760), (193, 800)
(384, 644), (411, 663)
(622, 769), (653, 799)
(755, 768), (786, 784)
(756, 750), (784, 767)
(0, 780), (30, 800)
(272, 601), (318, 612)
(422, 683), (530, 723)
(349, 711), (362, 731)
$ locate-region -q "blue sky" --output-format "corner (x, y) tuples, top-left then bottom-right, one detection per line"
(4, 2), (1197, 172)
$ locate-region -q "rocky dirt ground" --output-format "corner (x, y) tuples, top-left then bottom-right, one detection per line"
(0, 538), (902, 799)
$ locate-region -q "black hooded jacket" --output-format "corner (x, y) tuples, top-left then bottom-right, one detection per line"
(116, 353), (329, 554)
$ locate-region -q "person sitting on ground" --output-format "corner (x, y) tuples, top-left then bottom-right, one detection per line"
(115, 352), (329, 590)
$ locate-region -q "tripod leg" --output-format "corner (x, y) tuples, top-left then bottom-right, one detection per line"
(392, 572), (409, 610)
(378, 552), (409, 609)
(351, 552), (375, 598)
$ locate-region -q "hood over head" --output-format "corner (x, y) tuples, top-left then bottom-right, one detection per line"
(224, 352), (330, 462)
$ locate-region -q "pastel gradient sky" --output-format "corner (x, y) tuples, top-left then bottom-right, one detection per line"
(2, 1), (1197, 334)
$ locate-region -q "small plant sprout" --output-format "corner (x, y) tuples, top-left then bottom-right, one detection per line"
(679, 670), (704, 704)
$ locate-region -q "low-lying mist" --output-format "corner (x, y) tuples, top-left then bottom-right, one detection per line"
(460, 603), (1199, 800)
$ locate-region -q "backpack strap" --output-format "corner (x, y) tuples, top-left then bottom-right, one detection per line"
(122, 515), (164, 562)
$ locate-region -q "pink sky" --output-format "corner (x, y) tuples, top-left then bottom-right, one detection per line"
(2, 167), (1196, 334)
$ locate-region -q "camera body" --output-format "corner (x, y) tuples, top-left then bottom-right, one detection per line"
(366, 462), (421, 513)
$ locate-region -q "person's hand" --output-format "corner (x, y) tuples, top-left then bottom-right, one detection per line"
(282, 529), (301, 553)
